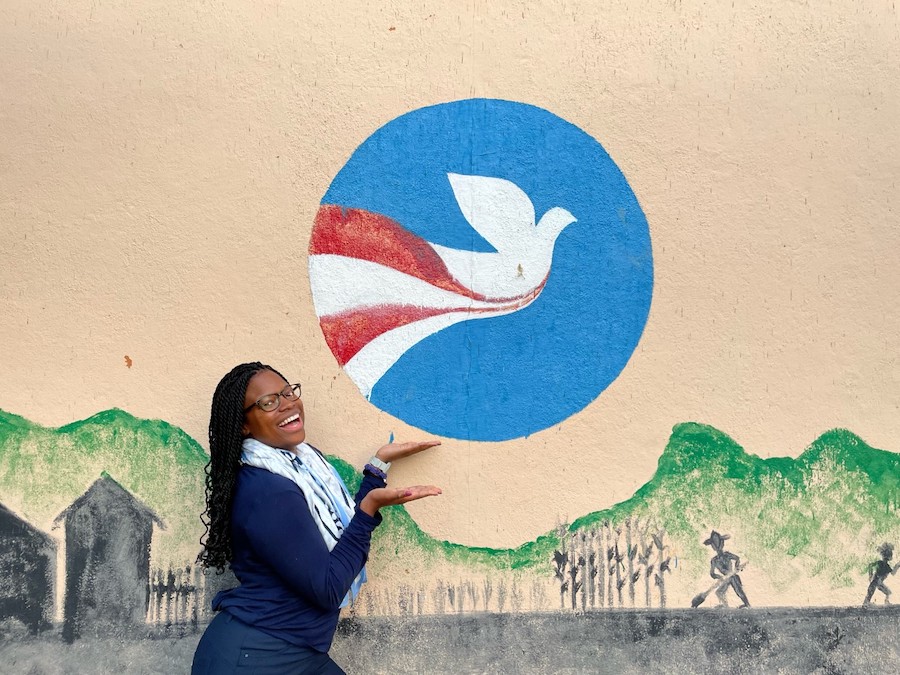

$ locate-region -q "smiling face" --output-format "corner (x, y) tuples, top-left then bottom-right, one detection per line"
(241, 368), (306, 451)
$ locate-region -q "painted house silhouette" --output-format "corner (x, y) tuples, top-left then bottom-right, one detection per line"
(54, 473), (164, 642)
(0, 502), (56, 633)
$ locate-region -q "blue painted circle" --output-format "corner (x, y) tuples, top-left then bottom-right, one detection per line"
(320, 99), (653, 441)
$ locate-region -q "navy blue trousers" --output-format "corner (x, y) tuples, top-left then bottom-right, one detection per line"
(191, 611), (345, 674)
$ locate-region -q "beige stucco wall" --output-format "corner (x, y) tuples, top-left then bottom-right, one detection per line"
(2, 0), (898, 555)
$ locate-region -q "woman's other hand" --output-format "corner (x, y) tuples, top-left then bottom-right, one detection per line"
(375, 440), (441, 464)
(359, 485), (442, 516)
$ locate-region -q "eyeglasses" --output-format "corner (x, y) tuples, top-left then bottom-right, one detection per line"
(244, 383), (302, 413)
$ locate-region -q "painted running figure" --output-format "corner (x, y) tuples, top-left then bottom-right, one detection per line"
(863, 542), (900, 606)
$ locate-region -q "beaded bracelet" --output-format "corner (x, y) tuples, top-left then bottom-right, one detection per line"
(363, 463), (388, 482)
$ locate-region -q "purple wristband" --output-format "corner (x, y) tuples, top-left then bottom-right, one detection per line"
(364, 463), (388, 481)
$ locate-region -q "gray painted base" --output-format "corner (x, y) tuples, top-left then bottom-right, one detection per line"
(1, 607), (898, 674)
(333, 607), (900, 674)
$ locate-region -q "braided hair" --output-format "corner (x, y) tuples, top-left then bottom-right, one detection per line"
(197, 361), (287, 571)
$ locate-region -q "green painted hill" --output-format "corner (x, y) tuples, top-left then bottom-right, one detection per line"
(0, 410), (897, 594)
(367, 422), (900, 589)
(0, 408), (209, 565)
(564, 423), (900, 592)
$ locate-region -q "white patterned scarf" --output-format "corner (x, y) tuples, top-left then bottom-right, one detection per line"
(241, 437), (366, 607)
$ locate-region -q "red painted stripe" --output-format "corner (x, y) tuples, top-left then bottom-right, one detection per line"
(310, 205), (487, 300)
(311, 205), (551, 366)
(320, 305), (452, 366)
(319, 279), (546, 366)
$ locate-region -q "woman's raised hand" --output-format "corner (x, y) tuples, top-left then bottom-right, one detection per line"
(374, 439), (441, 464)
(360, 439), (442, 515)
(360, 485), (442, 516)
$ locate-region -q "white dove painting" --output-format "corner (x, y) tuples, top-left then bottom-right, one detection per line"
(309, 99), (652, 441)
(309, 173), (576, 399)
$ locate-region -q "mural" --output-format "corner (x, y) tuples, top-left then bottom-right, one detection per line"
(309, 99), (654, 441)
(0, 408), (897, 671)
(3, 3), (899, 672)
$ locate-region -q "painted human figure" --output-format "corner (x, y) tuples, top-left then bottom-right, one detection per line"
(704, 530), (750, 608)
(863, 542), (900, 605)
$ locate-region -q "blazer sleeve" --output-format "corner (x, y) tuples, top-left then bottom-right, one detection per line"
(238, 484), (382, 610)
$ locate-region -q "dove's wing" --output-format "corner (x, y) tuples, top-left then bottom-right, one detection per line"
(447, 173), (536, 253)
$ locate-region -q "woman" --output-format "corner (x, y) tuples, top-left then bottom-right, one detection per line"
(192, 362), (441, 674)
